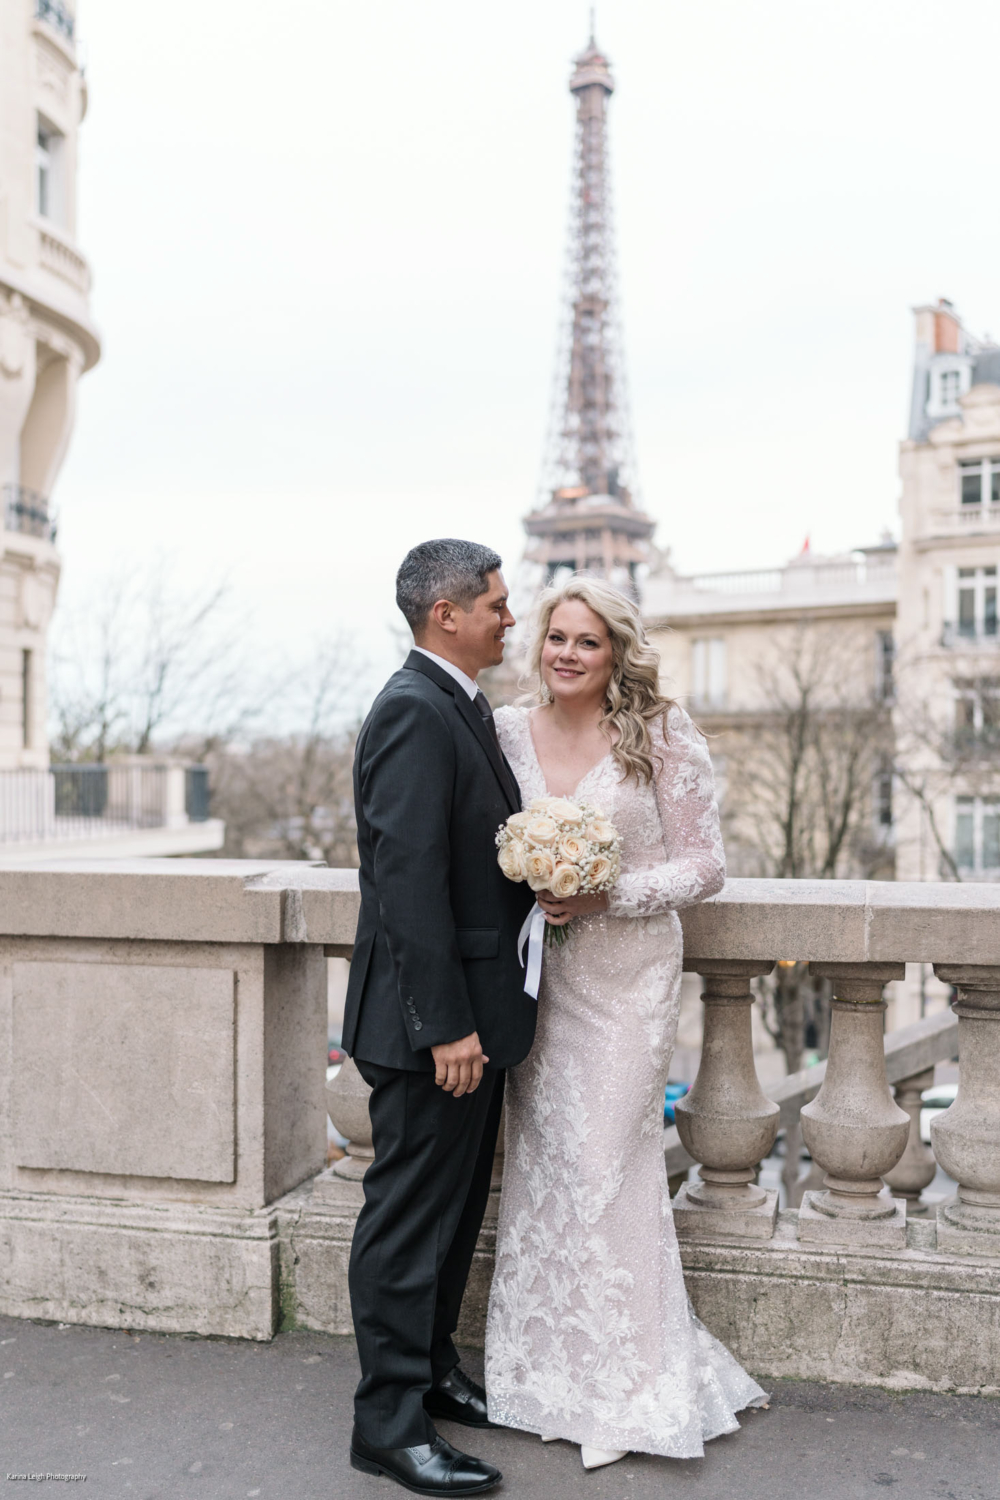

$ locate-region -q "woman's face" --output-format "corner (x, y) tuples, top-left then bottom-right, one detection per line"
(540, 599), (615, 708)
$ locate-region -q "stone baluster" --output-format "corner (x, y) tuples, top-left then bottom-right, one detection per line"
(798, 963), (909, 1246)
(325, 1056), (375, 1181)
(930, 965), (1000, 1254)
(884, 1068), (937, 1214)
(673, 960), (780, 1238)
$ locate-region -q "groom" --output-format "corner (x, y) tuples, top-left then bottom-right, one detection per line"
(344, 539), (536, 1496)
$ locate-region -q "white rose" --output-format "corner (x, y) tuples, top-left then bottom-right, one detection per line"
(584, 854), (614, 888)
(498, 841), (527, 881)
(524, 816), (558, 847)
(525, 849), (556, 891)
(584, 820), (616, 846)
(545, 798), (584, 824)
(550, 863), (582, 898)
(506, 811), (532, 832)
(558, 834), (586, 862)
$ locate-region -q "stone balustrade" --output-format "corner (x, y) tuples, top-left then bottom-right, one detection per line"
(1, 865), (999, 1393)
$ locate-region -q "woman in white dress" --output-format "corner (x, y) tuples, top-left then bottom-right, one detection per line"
(484, 575), (767, 1471)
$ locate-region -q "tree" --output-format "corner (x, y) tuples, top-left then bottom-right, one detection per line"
(720, 622), (894, 881)
(891, 653), (1000, 882)
(49, 560), (255, 761)
(203, 637), (366, 867)
(715, 622), (893, 1202)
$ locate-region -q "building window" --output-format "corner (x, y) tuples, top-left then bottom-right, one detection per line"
(953, 566), (998, 639)
(875, 630), (894, 701)
(692, 638), (726, 709)
(954, 677), (1000, 752)
(21, 649), (31, 749)
(940, 369), (962, 409)
(35, 117), (63, 223)
(955, 795), (1000, 873)
(875, 758), (893, 829)
(959, 457), (1000, 508)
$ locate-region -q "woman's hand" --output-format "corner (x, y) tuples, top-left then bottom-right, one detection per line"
(536, 889), (610, 926)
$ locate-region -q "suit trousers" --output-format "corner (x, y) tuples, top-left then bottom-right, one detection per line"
(349, 1059), (504, 1449)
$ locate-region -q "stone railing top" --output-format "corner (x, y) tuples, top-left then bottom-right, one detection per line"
(0, 865), (998, 961)
(0, 858), (353, 945)
(681, 878), (1000, 967)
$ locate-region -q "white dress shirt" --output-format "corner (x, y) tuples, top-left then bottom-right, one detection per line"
(413, 647), (479, 701)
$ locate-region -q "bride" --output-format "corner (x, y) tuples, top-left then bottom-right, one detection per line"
(484, 575), (767, 1470)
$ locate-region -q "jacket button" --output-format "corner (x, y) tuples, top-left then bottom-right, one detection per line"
(413, 1020), (423, 1031)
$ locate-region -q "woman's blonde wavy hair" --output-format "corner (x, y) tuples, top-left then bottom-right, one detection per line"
(519, 574), (675, 786)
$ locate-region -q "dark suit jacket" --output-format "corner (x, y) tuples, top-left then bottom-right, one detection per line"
(343, 651), (537, 1072)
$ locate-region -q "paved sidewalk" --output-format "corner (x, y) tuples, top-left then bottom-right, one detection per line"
(0, 1314), (997, 1499)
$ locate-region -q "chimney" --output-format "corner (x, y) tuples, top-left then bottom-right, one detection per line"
(933, 298), (961, 354)
(912, 298), (962, 355)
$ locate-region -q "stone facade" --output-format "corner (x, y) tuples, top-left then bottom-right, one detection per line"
(643, 297), (1000, 900)
(0, 0), (98, 768)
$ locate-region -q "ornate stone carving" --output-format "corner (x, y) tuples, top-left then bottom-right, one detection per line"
(0, 293), (30, 379)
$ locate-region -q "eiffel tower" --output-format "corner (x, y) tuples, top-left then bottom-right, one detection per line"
(523, 22), (656, 600)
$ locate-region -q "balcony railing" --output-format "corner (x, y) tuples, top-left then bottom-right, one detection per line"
(35, 0), (74, 43)
(3, 484), (56, 542)
(645, 556), (898, 618)
(941, 621), (999, 648)
(0, 761), (210, 843)
(0, 868), (997, 1394)
(930, 503), (1000, 535)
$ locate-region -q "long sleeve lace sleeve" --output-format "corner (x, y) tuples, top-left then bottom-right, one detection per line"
(605, 706), (726, 918)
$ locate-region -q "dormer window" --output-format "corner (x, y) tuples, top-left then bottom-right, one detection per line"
(927, 356), (973, 421)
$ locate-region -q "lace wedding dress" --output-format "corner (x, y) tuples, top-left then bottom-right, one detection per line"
(484, 703), (767, 1459)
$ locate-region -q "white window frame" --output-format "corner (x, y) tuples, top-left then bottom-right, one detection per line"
(953, 677), (1000, 742)
(926, 356), (973, 421)
(958, 456), (1000, 509)
(947, 563), (999, 641)
(692, 637), (727, 709)
(35, 115), (64, 224)
(955, 794), (1000, 874)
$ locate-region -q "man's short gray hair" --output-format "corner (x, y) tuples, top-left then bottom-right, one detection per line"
(396, 538), (503, 633)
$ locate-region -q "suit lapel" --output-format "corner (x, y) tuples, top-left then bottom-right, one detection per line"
(404, 652), (521, 814)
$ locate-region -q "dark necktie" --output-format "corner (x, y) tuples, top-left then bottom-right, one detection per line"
(473, 689), (501, 752)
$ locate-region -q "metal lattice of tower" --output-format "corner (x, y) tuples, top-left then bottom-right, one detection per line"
(523, 23), (655, 599)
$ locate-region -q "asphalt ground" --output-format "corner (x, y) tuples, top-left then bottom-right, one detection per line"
(1, 1314), (997, 1500)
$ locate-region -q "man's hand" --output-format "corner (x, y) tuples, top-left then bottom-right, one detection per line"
(431, 1032), (488, 1097)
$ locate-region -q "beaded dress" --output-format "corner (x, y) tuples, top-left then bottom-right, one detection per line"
(484, 703), (767, 1459)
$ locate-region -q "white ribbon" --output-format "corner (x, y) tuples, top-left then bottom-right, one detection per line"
(517, 901), (546, 1001)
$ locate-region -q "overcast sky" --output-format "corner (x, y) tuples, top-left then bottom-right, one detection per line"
(56, 0), (1000, 690)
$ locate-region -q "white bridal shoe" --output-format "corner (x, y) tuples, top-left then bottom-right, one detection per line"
(541, 1434), (559, 1442)
(580, 1446), (627, 1470)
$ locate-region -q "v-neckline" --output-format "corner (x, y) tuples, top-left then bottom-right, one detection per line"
(525, 708), (613, 800)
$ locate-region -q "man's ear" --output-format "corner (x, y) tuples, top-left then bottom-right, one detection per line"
(429, 598), (459, 635)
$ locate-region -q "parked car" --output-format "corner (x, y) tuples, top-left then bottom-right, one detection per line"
(920, 1083), (958, 1143)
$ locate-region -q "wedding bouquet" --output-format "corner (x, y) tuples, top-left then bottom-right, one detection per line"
(495, 795), (622, 948)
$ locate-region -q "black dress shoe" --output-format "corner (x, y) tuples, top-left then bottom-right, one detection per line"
(350, 1426), (501, 1496)
(424, 1367), (493, 1429)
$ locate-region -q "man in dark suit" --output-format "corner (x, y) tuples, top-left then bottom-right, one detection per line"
(344, 539), (536, 1496)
